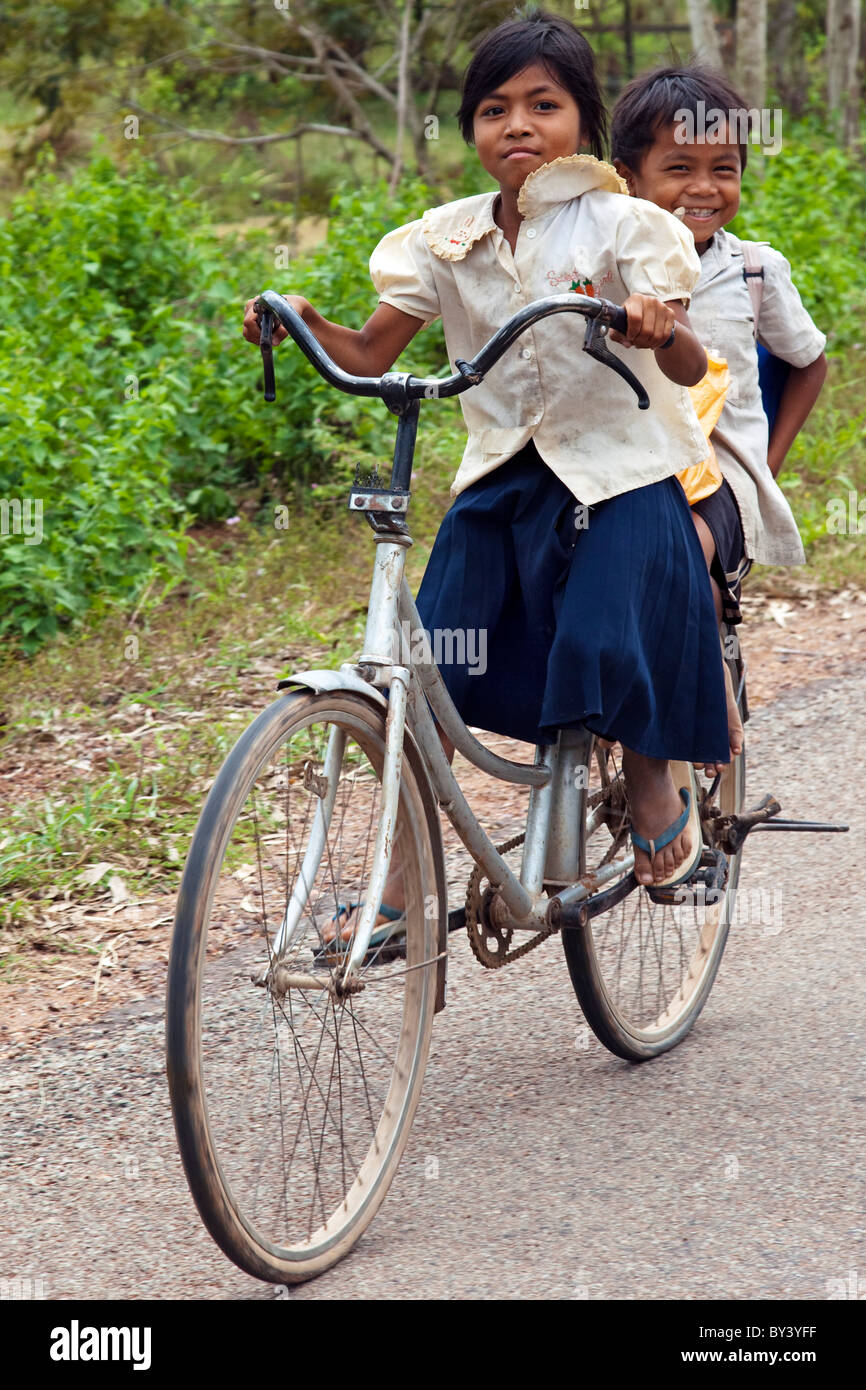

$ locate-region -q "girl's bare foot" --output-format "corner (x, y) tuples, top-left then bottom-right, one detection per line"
(318, 726), (451, 950)
(622, 748), (695, 886)
(320, 867), (405, 947)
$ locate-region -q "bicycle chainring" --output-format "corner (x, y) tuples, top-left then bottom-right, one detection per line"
(464, 833), (559, 969)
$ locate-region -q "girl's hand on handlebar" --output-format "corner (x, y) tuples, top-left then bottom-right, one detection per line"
(609, 294), (676, 351)
(243, 294), (308, 345)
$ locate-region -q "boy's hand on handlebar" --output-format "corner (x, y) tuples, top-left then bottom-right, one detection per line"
(609, 294), (676, 351)
(243, 294), (308, 345)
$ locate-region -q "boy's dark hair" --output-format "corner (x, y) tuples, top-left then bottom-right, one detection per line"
(457, 7), (607, 160)
(611, 65), (750, 173)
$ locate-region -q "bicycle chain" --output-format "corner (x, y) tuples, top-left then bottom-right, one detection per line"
(465, 832), (560, 969)
(465, 757), (729, 969)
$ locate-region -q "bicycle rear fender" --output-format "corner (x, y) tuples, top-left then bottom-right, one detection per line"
(277, 667), (449, 1013)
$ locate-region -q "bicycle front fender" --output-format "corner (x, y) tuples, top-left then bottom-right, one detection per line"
(277, 664), (389, 708)
(276, 665), (449, 1013)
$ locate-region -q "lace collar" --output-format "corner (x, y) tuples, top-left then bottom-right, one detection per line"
(421, 155), (627, 262)
(421, 193), (499, 262)
(516, 154), (628, 216)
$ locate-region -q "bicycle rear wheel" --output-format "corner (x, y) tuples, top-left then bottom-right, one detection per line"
(562, 681), (745, 1062)
(166, 689), (444, 1283)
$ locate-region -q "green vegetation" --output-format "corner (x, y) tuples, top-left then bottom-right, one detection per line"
(1, 1), (864, 944)
(730, 121), (866, 580)
(0, 416), (463, 928)
(0, 152), (451, 650)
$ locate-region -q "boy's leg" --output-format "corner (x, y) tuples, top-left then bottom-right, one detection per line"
(691, 510), (744, 775)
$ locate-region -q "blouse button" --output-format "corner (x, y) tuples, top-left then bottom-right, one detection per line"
(525, 227), (537, 239)
(520, 348), (533, 360)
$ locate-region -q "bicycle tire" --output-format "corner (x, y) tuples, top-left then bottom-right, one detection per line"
(562, 656), (746, 1062)
(166, 689), (444, 1283)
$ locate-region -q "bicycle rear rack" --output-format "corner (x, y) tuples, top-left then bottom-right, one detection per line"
(703, 793), (849, 857)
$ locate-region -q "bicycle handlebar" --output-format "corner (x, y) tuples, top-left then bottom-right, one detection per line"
(253, 290), (654, 411)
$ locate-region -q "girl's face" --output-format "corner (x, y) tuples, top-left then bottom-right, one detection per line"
(472, 61), (583, 197)
(615, 122), (741, 251)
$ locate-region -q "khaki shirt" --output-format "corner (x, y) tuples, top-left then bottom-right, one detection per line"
(369, 155), (708, 506)
(688, 229), (826, 566)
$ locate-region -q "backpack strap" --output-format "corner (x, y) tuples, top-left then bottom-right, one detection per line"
(740, 240), (765, 339)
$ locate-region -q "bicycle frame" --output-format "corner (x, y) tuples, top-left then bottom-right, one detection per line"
(254, 287), (847, 982)
(253, 289), (649, 983)
(281, 521), (643, 986)
(278, 530), (638, 982)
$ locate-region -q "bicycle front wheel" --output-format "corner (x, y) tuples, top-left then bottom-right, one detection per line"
(562, 730), (745, 1063)
(166, 689), (443, 1284)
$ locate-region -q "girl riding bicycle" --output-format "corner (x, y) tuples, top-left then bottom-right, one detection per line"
(243, 9), (730, 909)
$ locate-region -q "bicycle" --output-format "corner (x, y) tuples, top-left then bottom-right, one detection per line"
(166, 289), (847, 1286)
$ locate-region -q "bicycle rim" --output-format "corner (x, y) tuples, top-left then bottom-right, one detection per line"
(563, 739), (745, 1061)
(166, 690), (440, 1282)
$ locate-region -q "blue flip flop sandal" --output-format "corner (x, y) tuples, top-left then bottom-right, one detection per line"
(313, 901), (406, 962)
(631, 762), (703, 890)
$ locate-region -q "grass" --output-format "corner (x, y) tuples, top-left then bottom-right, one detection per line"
(1, 327), (864, 938)
(0, 400), (464, 932)
(3, 337), (861, 939)
(767, 349), (866, 591)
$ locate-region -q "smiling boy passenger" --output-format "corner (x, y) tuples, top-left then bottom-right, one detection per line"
(612, 67), (827, 655)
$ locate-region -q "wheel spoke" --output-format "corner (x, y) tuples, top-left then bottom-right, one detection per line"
(563, 730), (745, 1055)
(168, 692), (437, 1279)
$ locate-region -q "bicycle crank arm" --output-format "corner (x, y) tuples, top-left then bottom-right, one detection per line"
(550, 869), (640, 931)
(551, 846), (730, 922)
(447, 907), (467, 933)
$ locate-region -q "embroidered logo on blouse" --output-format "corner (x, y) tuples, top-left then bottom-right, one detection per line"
(545, 267), (613, 297)
(446, 213), (476, 253)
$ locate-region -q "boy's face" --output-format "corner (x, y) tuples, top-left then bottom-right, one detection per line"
(615, 121), (741, 251)
(472, 61), (583, 198)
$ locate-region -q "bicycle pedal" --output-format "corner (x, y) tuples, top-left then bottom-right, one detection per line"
(646, 847), (728, 905)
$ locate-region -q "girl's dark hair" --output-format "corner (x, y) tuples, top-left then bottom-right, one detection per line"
(457, 8), (607, 160)
(611, 65), (750, 173)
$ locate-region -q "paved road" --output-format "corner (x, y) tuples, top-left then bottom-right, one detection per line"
(2, 667), (864, 1300)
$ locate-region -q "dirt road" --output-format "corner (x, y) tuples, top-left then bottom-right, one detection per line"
(1, 596), (864, 1300)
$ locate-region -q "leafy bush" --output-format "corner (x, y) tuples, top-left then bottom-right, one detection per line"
(729, 117), (866, 349)
(0, 151), (447, 649)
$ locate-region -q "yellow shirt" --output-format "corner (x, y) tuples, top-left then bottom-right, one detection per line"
(677, 357), (729, 504)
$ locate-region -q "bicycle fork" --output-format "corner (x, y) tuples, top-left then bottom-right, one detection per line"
(270, 533), (412, 979)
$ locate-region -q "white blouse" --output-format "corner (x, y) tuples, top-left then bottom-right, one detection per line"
(369, 154), (708, 506)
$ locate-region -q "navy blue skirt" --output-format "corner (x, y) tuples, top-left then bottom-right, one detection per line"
(414, 442), (729, 763)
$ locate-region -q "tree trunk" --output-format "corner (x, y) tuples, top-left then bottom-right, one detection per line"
(736, 0), (767, 109)
(389, 0), (412, 193)
(827, 0), (862, 148)
(769, 0), (796, 111)
(686, 0), (724, 68)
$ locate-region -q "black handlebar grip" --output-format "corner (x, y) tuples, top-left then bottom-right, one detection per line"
(606, 302), (675, 348)
(258, 307), (276, 402)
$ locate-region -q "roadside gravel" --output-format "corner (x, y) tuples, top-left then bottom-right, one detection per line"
(1, 659), (863, 1300)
